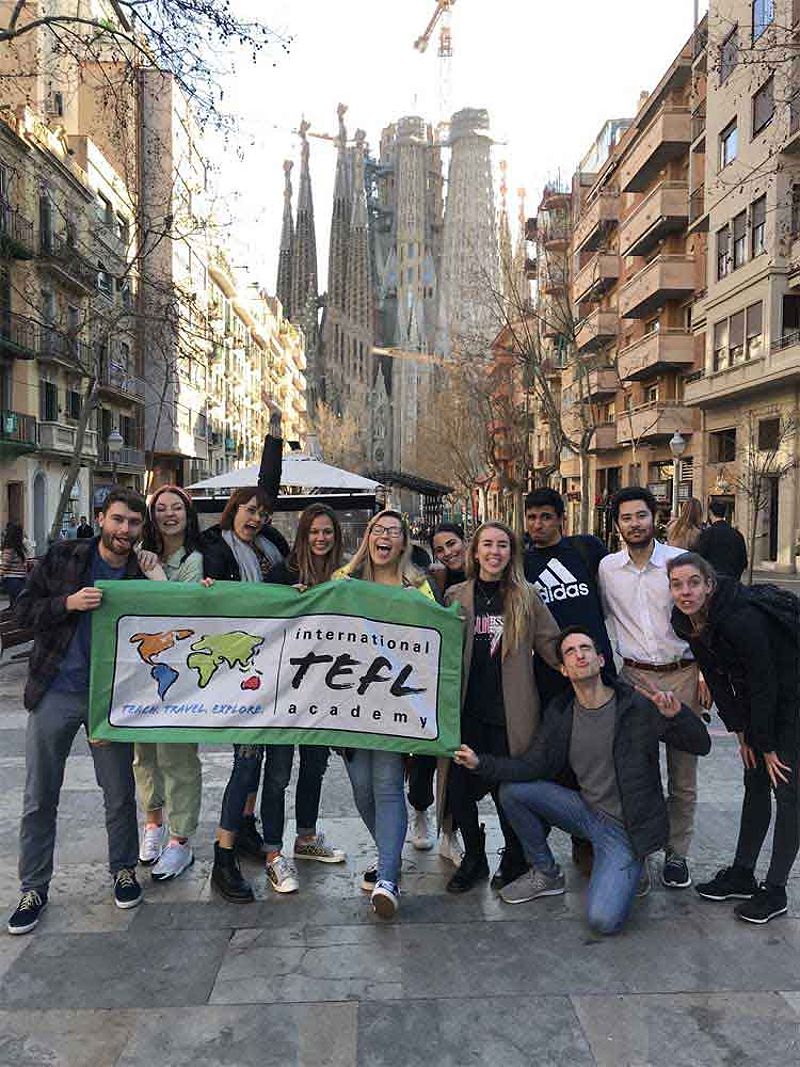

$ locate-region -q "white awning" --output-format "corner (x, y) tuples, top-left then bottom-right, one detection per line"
(187, 454), (382, 493)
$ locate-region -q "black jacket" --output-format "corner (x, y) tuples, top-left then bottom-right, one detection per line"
(695, 521), (748, 580)
(200, 524), (287, 581)
(14, 537), (144, 710)
(476, 681), (711, 859)
(671, 577), (797, 753)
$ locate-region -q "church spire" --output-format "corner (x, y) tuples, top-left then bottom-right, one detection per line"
(327, 103), (351, 314)
(276, 159), (294, 319)
(290, 119), (318, 329)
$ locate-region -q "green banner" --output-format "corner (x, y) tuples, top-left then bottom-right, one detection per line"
(89, 579), (463, 756)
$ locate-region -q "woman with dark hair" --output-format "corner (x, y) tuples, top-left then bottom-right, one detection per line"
(668, 552), (799, 924)
(442, 520), (561, 894)
(133, 486), (206, 881)
(429, 521), (467, 594)
(258, 504), (347, 894)
(0, 522), (28, 605)
(335, 509), (436, 918)
(667, 498), (703, 551)
(204, 485), (287, 902)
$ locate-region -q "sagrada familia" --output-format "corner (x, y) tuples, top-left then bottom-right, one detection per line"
(276, 105), (525, 486)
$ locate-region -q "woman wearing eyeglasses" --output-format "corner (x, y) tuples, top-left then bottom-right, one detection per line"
(335, 510), (436, 918)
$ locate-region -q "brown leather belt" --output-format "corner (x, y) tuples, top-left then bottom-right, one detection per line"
(623, 658), (694, 674)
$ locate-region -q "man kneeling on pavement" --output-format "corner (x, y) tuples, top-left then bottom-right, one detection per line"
(454, 625), (711, 935)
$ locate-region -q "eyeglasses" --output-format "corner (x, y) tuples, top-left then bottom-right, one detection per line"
(370, 524), (404, 540)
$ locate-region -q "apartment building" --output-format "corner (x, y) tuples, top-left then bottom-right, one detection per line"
(684, 0), (800, 572)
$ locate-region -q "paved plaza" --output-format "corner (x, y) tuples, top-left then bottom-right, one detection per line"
(0, 655), (798, 1066)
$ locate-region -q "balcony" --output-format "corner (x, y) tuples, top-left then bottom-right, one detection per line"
(575, 308), (618, 353)
(590, 422), (618, 451)
(39, 231), (97, 294)
(541, 222), (569, 251)
(573, 253), (620, 304)
(691, 102), (706, 143)
(39, 326), (93, 369)
(573, 191), (620, 254)
(619, 181), (688, 258)
(540, 298), (571, 339)
(0, 311), (37, 359)
(98, 444), (145, 469)
(617, 329), (694, 381)
(618, 255), (695, 319)
(684, 339), (800, 406)
(98, 360), (145, 401)
(542, 263), (569, 294)
(619, 106), (691, 193)
(0, 199), (35, 259)
(38, 422), (99, 458)
(616, 401), (695, 443)
(581, 367), (619, 400)
(688, 186), (707, 231)
(0, 410), (37, 454)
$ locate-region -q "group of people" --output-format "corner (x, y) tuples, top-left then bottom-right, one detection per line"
(4, 473), (797, 938)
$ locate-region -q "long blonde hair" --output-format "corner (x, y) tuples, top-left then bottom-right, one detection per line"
(667, 497), (703, 550)
(466, 520), (536, 659)
(342, 509), (425, 587)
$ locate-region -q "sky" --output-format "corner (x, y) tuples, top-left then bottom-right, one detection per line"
(215, 0), (709, 292)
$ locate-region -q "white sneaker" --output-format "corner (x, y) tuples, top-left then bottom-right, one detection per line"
(410, 809), (434, 851)
(371, 879), (400, 918)
(139, 823), (166, 866)
(151, 840), (194, 882)
(438, 830), (465, 867)
(266, 854), (299, 894)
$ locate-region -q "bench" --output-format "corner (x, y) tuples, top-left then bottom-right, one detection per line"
(0, 607), (33, 661)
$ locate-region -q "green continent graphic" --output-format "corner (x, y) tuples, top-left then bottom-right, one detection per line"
(187, 631), (264, 688)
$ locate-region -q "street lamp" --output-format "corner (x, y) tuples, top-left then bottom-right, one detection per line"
(107, 428), (124, 485)
(669, 431), (686, 520)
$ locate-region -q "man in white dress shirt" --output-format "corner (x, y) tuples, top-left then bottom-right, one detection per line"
(598, 487), (701, 890)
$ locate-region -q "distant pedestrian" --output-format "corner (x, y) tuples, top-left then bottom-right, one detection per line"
(7, 489), (159, 935)
(63, 517), (78, 540)
(667, 498), (703, 551)
(76, 516), (94, 539)
(454, 626), (710, 935)
(0, 522), (29, 606)
(695, 498), (748, 580)
(598, 487), (702, 890)
(669, 553), (799, 925)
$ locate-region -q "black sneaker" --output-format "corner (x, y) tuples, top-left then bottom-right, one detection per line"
(361, 866), (402, 893)
(113, 868), (143, 910)
(695, 865), (757, 902)
(734, 883), (788, 925)
(236, 815), (266, 861)
(490, 850), (529, 892)
(7, 888), (48, 935)
(662, 854), (691, 889)
(446, 851), (490, 894)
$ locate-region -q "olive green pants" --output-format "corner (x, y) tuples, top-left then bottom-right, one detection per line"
(133, 743), (202, 839)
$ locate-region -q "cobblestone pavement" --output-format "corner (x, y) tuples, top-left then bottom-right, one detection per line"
(0, 655), (798, 1066)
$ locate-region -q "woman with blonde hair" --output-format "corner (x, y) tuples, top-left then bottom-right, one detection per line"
(667, 497), (703, 551)
(335, 509), (435, 918)
(443, 520), (561, 894)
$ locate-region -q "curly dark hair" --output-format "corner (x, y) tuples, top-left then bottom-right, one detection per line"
(1, 521), (25, 560)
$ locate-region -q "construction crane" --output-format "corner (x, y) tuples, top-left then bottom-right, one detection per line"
(414, 0), (456, 133)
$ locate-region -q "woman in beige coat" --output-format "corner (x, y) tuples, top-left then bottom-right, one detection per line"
(441, 521), (561, 894)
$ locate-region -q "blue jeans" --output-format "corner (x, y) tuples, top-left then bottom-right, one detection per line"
(345, 750), (407, 885)
(499, 779), (642, 935)
(260, 745), (330, 853)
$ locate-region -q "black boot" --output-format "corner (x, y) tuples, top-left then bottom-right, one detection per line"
(490, 846), (529, 891)
(447, 824), (489, 894)
(211, 842), (255, 903)
(236, 814), (265, 861)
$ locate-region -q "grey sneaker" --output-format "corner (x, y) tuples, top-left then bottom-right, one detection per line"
(139, 823), (166, 866)
(293, 832), (346, 864)
(499, 866), (565, 905)
(151, 841), (194, 882)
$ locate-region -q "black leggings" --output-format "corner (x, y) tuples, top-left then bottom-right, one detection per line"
(734, 742), (799, 887)
(407, 755), (437, 812)
(447, 718), (523, 863)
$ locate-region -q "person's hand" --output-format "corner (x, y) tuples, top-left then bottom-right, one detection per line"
(736, 732), (758, 770)
(647, 688), (681, 718)
(453, 744), (479, 770)
(292, 583), (308, 593)
(698, 673), (712, 710)
(66, 587), (103, 612)
(200, 577), (215, 588)
(764, 751), (792, 788)
(135, 549), (161, 574)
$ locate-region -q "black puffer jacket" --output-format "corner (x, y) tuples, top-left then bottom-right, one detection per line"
(476, 681), (711, 859)
(200, 525), (287, 581)
(671, 577), (798, 753)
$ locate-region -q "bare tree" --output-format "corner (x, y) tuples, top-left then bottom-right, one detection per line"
(315, 401), (363, 472)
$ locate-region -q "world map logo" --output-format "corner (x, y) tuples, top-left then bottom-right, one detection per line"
(129, 629), (265, 699)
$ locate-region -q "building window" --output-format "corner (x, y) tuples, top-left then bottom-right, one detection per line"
(746, 301), (763, 358)
(732, 211), (747, 268)
(644, 317), (660, 335)
(96, 192), (113, 226)
(720, 120), (738, 167)
(97, 269), (113, 299)
(792, 185), (800, 236)
(713, 320), (728, 370)
(116, 214), (129, 245)
(39, 380), (58, 422)
(65, 389), (81, 420)
(645, 383), (659, 404)
(782, 293), (800, 342)
(709, 428), (737, 463)
(752, 77), (774, 135)
(758, 416), (780, 451)
(729, 310), (745, 363)
(720, 27), (738, 83)
(752, 0), (774, 43)
(716, 225), (731, 279)
(751, 195), (766, 256)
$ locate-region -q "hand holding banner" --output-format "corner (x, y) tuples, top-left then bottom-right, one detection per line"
(89, 578), (463, 756)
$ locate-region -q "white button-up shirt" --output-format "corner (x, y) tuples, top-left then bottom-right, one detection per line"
(598, 539), (691, 665)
